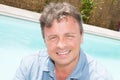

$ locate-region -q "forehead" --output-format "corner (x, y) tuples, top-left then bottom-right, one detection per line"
(48, 16), (79, 28)
(44, 16), (80, 35)
(54, 16), (78, 26)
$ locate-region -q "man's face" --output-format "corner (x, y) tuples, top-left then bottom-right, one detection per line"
(44, 16), (83, 67)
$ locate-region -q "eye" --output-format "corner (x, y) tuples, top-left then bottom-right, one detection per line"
(66, 34), (75, 39)
(48, 36), (57, 41)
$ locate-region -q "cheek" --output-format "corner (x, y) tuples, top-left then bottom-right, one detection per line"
(71, 38), (82, 50)
(66, 39), (81, 49)
(46, 42), (56, 52)
(72, 36), (82, 44)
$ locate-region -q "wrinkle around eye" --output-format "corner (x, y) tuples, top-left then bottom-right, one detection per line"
(65, 34), (76, 39)
(47, 35), (58, 41)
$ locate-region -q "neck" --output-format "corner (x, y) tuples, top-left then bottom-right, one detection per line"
(54, 56), (79, 80)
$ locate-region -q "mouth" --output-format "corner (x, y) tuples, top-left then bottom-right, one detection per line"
(56, 50), (71, 55)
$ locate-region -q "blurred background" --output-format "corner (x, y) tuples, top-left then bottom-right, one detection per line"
(0, 0), (120, 31)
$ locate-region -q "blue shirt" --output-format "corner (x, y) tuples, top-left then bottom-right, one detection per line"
(13, 49), (112, 80)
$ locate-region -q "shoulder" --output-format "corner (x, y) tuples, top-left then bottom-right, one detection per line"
(14, 49), (49, 80)
(83, 52), (112, 80)
(20, 49), (49, 69)
(23, 49), (49, 61)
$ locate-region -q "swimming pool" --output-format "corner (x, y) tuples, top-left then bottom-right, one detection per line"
(0, 5), (120, 80)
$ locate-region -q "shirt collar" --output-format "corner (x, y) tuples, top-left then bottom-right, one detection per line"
(67, 49), (87, 79)
(44, 49), (87, 79)
(43, 58), (55, 77)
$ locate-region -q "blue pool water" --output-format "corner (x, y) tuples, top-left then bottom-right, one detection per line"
(0, 14), (120, 80)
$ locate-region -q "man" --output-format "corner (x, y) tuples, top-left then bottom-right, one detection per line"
(13, 2), (112, 80)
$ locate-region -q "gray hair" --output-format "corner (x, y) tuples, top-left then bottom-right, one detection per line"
(39, 2), (83, 37)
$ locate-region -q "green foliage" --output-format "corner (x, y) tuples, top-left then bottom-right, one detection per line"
(81, 0), (95, 23)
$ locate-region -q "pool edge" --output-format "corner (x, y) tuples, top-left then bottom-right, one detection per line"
(0, 4), (120, 40)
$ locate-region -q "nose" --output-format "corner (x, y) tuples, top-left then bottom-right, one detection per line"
(57, 38), (66, 49)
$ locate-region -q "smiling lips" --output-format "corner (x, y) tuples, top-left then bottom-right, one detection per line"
(56, 50), (71, 55)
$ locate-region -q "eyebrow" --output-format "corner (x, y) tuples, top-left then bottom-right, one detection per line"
(46, 32), (77, 38)
(65, 33), (77, 35)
